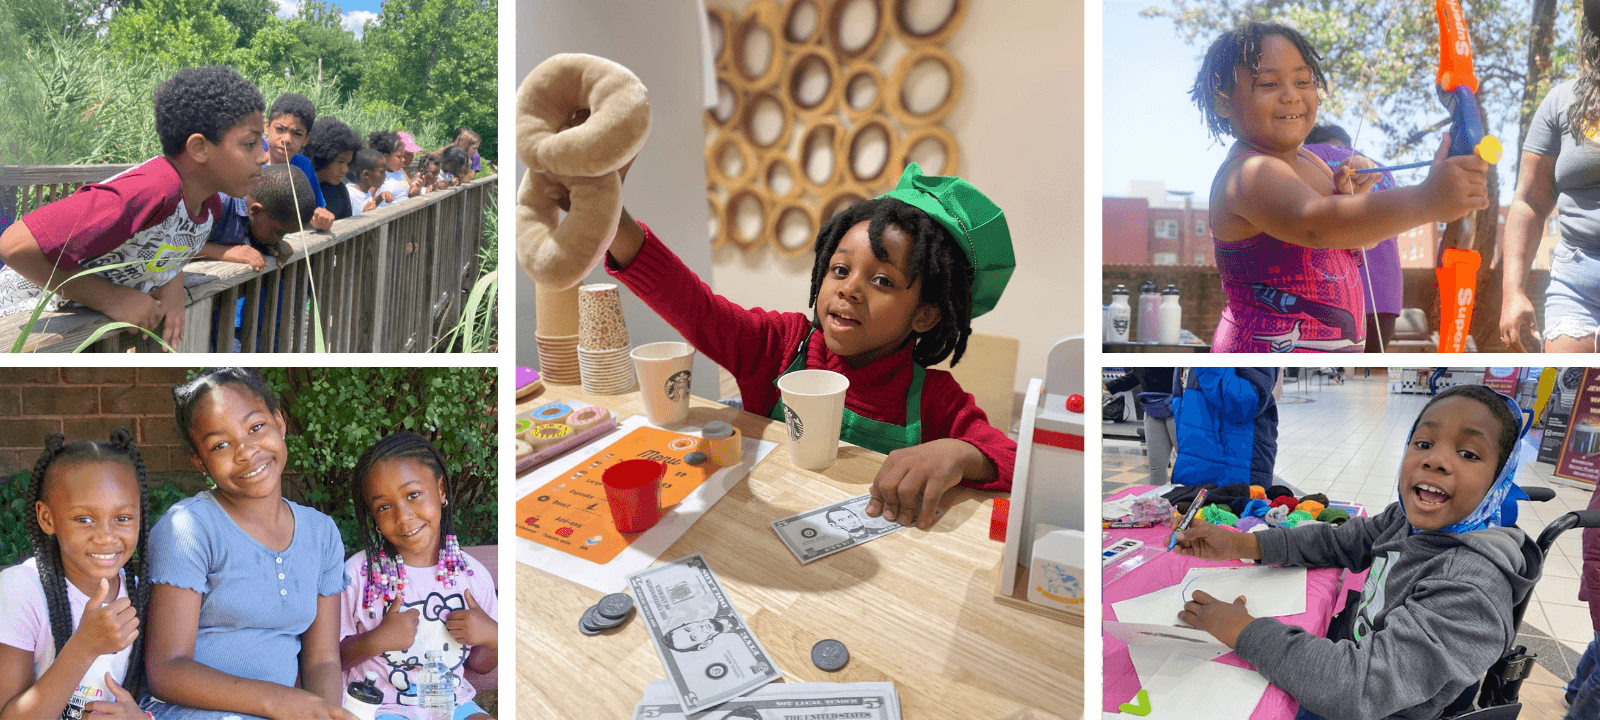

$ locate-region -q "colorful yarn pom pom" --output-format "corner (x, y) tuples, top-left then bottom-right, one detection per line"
(1318, 508), (1351, 525)
(1300, 493), (1330, 507)
(1282, 509), (1313, 529)
(1229, 497), (1253, 516)
(1201, 505), (1240, 526)
(1299, 500), (1326, 519)
(1236, 517), (1264, 532)
(1250, 485), (1267, 500)
(1264, 505), (1290, 527)
(1266, 486), (1294, 500)
(1270, 496), (1299, 511)
(1243, 499), (1270, 518)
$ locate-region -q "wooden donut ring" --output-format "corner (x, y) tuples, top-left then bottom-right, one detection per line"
(890, 0), (966, 45)
(732, 0), (786, 90)
(706, 77), (741, 129)
(724, 188), (770, 251)
(826, 0), (887, 61)
(899, 123), (960, 176)
(741, 89), (793, 151)
(782, 0), (827, 44)
(786, 48), (841, 118)
(886, 44), (963, 126)
(707, 7), (734, 66)
(760, 151), (804, 201)
(797, 117), (847, 192)
(516, 53), (651, 176)
(709, 190), (730, 248)
(840, 61), (886, 123)
(819, 185), (872, 226)
(707, 135), (756, 187)
(846, 118), (900, 188)
(773, 200), (823, 258)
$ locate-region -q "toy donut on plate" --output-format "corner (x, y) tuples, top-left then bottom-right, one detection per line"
(531, 401), (574, 425)
(566, 405), (612, 434)
(515, 439), (534, 458)
(528, 423), (574, 450)
(516, 418), (534, 443)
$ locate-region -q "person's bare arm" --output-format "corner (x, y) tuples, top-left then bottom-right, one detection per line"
(299, 595), (347, 706)
(1500, 151), (1559, 351)
(0, 222), (161, 328)
(144, 584), (351, 719)
(1224, 135), (1488, 250)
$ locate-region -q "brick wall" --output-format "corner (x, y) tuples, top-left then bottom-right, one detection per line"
(0, 368), (195, 476)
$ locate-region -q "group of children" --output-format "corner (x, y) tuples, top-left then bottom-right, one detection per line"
(0, 368), (498, 720)
(0, 65), (489, 346)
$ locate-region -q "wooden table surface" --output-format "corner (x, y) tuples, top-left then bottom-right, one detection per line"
(516, 385), (1083, 720)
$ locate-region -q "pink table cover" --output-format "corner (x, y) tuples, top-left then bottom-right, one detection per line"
(1101, 486), (1352, 720)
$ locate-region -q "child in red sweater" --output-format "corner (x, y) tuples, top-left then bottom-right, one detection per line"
(585, 162), (1017, 531)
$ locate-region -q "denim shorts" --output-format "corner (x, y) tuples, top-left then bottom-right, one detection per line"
(140, 695), (268, 720)
(377, 699), (489, 720)
(1544, 241), (1600, 342)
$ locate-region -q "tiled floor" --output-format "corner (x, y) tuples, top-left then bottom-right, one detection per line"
(1102, 370), (1597, 719)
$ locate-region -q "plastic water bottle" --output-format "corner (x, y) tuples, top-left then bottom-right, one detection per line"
(1108, 285), (1131, 342)
(343, 671), (383, 720)
(1159, 284), (1183, 345)
(417, 650), (455, 720)
(1136, 281), (1161, 342)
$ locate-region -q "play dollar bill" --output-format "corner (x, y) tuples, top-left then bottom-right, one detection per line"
(770, 493), (906, 564)
(627, 553), (782, 714)
(632, 680), (902, 720)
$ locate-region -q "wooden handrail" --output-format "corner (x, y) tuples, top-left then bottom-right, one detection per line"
(0, 168), (497, 353)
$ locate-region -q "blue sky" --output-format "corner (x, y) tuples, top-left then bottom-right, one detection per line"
(1103, 0), (1518, 204)
(272, 0), (384, 38)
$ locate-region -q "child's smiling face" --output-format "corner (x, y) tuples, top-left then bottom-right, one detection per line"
(266, 113), (309, 164)
(36, 460), (140, 595)
(364, 458), (445, 566)
(816, 220), (940, 366)
(1400, 396), (1506, 531)
(186, 383), (289, 502)
(1217, 33), (1319, 153)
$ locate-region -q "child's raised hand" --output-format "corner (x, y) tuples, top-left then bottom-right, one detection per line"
(1422, 131), (1490, 223)
(311, 207), (335, 232)
(81, 672), (143, 719)
(444, 589), (496, 648)
(73, 578), (139, 656)
(865, 438), (986, 530)
(1178, 590), (1256, 648)
(372, 595), (421, 653)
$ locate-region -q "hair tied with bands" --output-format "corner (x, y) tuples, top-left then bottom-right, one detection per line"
(43, 433), (65, 455)
(110, 427), (134, 448)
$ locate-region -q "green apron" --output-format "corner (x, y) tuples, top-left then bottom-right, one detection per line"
(767, 336), (923, 455)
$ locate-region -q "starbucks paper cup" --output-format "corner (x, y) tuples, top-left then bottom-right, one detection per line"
(776, 370), (850, 471)
(631, 342), (697, 425)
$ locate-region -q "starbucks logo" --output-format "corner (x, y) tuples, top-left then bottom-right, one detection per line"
(664, 370), (691, 402)
(784, 405), (803, 441)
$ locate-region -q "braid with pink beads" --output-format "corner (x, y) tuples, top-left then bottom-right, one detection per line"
(352, 432), (474, 619)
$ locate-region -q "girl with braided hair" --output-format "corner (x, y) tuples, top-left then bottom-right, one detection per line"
(0, 429), (150, 719)
(140, 368), (352, 720)
(560, 160), (1017, 532)
(338, 432), (496, 720)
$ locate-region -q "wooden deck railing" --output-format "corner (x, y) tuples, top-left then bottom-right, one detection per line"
(0, 165), (496, 352)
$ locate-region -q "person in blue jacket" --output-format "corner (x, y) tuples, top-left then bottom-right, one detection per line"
(1171, 367), (1279, 486)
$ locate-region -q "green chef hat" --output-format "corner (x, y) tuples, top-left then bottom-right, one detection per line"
(874, 162), (1015, 318)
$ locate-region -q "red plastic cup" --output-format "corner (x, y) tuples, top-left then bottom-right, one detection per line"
(602, 459), (666, 533)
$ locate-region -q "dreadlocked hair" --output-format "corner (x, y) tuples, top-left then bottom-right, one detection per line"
(1571, 16), (1600, 142)
(1190, 21), (1327, 142)
(807, 197), (973, 367)
(172, 368), (280, 453)
(26, 428), (151, 697)
(1412, 385), (1522, 480)
(350, 432), (473, 619)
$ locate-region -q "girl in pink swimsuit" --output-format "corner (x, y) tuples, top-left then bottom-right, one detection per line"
(1192, 21), (1490, 352)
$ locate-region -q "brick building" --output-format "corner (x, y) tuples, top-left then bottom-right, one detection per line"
(0, 367), (196, 476)
(1102, 181), (1211, 266)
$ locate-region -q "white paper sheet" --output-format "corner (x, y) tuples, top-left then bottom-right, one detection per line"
(1102, 621), (1230, 658)
(1127, 645), (1269, 720)
(515, 415), (778, 593)
(1111, 566), (1307, 626)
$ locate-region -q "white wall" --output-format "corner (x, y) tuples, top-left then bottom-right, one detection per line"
(704, 0), (1083, 391)
(515, 0), (721, 399)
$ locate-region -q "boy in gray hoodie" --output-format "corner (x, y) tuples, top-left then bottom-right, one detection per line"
(1173, 385), (1543, 720)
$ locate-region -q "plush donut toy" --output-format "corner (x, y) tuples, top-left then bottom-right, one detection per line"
(516, 53), (651, 290)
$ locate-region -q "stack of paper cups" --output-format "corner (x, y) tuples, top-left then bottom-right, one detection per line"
(535, 283), (581, 384)
(577, 283), (635, 394)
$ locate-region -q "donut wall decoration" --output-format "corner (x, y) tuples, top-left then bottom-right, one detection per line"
(704, 0), (965, 256)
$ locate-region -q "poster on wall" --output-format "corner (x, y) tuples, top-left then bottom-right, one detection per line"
(1554, 368), (1600, 485)
(1483, 367), (1520, 398)
(1538, 367), (1584, 465)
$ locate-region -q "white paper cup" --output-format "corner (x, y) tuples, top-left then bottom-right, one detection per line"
(631, 342), (697, 425)
(776, 369), (850, 470)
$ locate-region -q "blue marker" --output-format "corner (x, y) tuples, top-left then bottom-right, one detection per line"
(1167, 488), (1207, 551)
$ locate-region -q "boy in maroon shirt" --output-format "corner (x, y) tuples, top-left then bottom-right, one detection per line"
(563, 162), (1017, 531)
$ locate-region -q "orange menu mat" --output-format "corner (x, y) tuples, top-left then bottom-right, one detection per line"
(515, 426), (724, 563)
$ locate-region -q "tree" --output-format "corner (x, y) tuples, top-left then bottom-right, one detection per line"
(215, 0), (275, 48)
(105, 0), (241, 68)
(1142, 0), (1584, 349)
(360, 0), (497, 159)
(242, 1), (364, 97)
